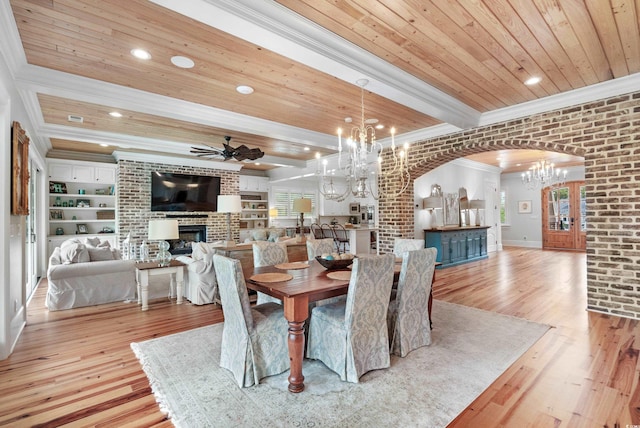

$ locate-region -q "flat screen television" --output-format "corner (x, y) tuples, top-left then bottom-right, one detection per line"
(151, 172), (221, 212)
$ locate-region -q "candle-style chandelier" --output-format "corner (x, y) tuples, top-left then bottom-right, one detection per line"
(316, 79), (411, 201)
(521, 159), (568, 190)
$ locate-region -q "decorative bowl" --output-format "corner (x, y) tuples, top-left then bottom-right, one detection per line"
(315, 256), (355, 270)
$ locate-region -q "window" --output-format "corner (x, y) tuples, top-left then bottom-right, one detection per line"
(500, 189), (508, 225)
(272, 188), (316, 218)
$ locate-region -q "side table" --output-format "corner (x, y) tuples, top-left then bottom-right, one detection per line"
(135, 260), (185, 311)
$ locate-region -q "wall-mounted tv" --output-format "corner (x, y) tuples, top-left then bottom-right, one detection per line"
(151, 172), (221, 212)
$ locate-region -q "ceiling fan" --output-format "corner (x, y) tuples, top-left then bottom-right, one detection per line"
(190, 136), (265, 162)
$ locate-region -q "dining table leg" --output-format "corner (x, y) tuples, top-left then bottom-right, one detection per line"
(283, 296), (310, 393)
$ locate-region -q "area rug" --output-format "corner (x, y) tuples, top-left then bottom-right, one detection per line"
(131, 301), (550, 427)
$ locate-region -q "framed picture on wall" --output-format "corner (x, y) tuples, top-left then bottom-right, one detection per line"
(518, 200), (532, 214)
(444, 193), (460, 226)
(11, 121), (30, 215)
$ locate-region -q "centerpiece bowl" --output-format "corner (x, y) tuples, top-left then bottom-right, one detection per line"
(315, 255), (355, 270)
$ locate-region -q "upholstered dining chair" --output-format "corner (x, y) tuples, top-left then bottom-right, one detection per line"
(306, 238), (335, 260)
(392, 238), (424, 258)
(212, 254), (290, 387)
(387, 247), (437, 357)
(252, 241), (288, 304)
(306, 253), (396, 383)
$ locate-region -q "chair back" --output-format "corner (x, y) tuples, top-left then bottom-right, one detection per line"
(345, 253), (395, 339)
(306, 238), (335, 260)
(310, 223), (323, 240)
(213, 254), (253, 333)
(320, 223), (334, 240)
(393, 238), (424, 258)
(252, 241), (288, 267)
(391, 247), (438, 356)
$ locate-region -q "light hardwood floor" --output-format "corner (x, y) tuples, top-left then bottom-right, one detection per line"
(0, 247), (637, 427)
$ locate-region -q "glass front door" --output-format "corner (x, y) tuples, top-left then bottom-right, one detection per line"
(542, 181), (586, 251)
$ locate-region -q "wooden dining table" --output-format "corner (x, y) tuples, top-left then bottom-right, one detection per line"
(244, 259), (352, 393)
(243, 258), (414, 393)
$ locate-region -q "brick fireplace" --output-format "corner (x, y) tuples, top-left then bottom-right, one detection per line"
(169, 224), (206, 255)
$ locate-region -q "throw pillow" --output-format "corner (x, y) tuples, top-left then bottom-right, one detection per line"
(60, 238), (82, 249)
(252, 229), (267, 241)
(267, 228), (285, 242)
(59, 243), (90, 264)
(97, 240), (111, 248)
(84, 237), (101, 247)
(88, 247), (115, 262)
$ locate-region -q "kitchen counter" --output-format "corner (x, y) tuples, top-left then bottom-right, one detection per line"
(344, 226), (378, 255)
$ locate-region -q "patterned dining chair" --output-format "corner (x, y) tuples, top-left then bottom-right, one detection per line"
(392, 238), (424, 258)
(252, 241), (288, 304)
(212, 254), (290, 387)
(306, 238), (335, 260)
(306, 253), (395, 383)
(387, 247), (437, 357)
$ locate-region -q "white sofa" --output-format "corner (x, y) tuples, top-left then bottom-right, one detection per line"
(46, 237), (137, 311)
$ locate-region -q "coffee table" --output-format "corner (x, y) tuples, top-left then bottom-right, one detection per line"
(135, 260), (185, 311)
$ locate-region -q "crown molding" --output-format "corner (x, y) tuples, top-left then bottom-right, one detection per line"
(112, 150), (243, 171)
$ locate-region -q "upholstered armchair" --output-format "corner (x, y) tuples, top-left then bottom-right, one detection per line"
(387, 247), (437, 357)
(306, 253), (395, 383)
(392, 238), (424, 258)
(213, 254), (290, 387)
(252, 241), (288, 304)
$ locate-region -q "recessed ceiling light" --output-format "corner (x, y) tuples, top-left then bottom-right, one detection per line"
(130, 48), (151, 60)
(171, 55), (195, 69)
(303, 147), (310, 151)
(525, 76), (541, 85)
(109, 111), (122, 118)
(236, 85), (254, 95)
(254, 162), (261, 166)
(375, 124), (384, 129)
(364, 118), (379, 124)
(99, 143), (109, 147)
(344, 117), (352, 123)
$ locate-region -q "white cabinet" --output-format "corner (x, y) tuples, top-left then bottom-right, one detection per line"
(318, 198), (350, 216)
(239, 176), (269, 192)
(47, 160), (117, 256)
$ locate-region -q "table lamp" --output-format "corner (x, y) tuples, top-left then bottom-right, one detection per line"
(423, 196), (442, 229)
(269, 207), (278, 227)
(148, 219), (179, 266)
(218, 194), (242, 247)
(469, 199), (485, 226)
(292, 197), (312, 241)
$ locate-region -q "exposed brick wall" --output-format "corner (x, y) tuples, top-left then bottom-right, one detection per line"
(379, 91), (640, 319)
(117, 159), (239, 254)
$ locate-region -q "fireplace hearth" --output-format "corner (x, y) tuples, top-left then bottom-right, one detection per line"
(169, 225), (206, 255)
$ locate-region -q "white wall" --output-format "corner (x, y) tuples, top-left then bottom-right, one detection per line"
(413, 158), (502, 242)
(500, 166), (585, 247)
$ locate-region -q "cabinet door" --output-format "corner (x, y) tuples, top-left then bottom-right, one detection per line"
(71, 165), (94, 182)
(49, 163), (73, 181)
(257, 177), (269, 192)
(95, 166), (115, 183)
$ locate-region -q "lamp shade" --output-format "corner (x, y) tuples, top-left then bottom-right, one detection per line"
(148, 219), (179, 240)
(292, 198), (312, 213)
(217, 195), (242, 213)
(269, 208), (278, 218)
(469, 199), (485, 209)
(423, 196), (442, 209)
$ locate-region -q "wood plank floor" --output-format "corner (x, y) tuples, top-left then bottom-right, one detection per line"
(0, 247), (637, 427)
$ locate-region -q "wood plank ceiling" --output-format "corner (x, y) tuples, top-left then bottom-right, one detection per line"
(7, 0), (639, 172)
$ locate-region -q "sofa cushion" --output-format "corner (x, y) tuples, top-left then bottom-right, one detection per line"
(59, 243), (90, 264)
(84, 236), (101, 247)
(88, 247), (115, 262)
